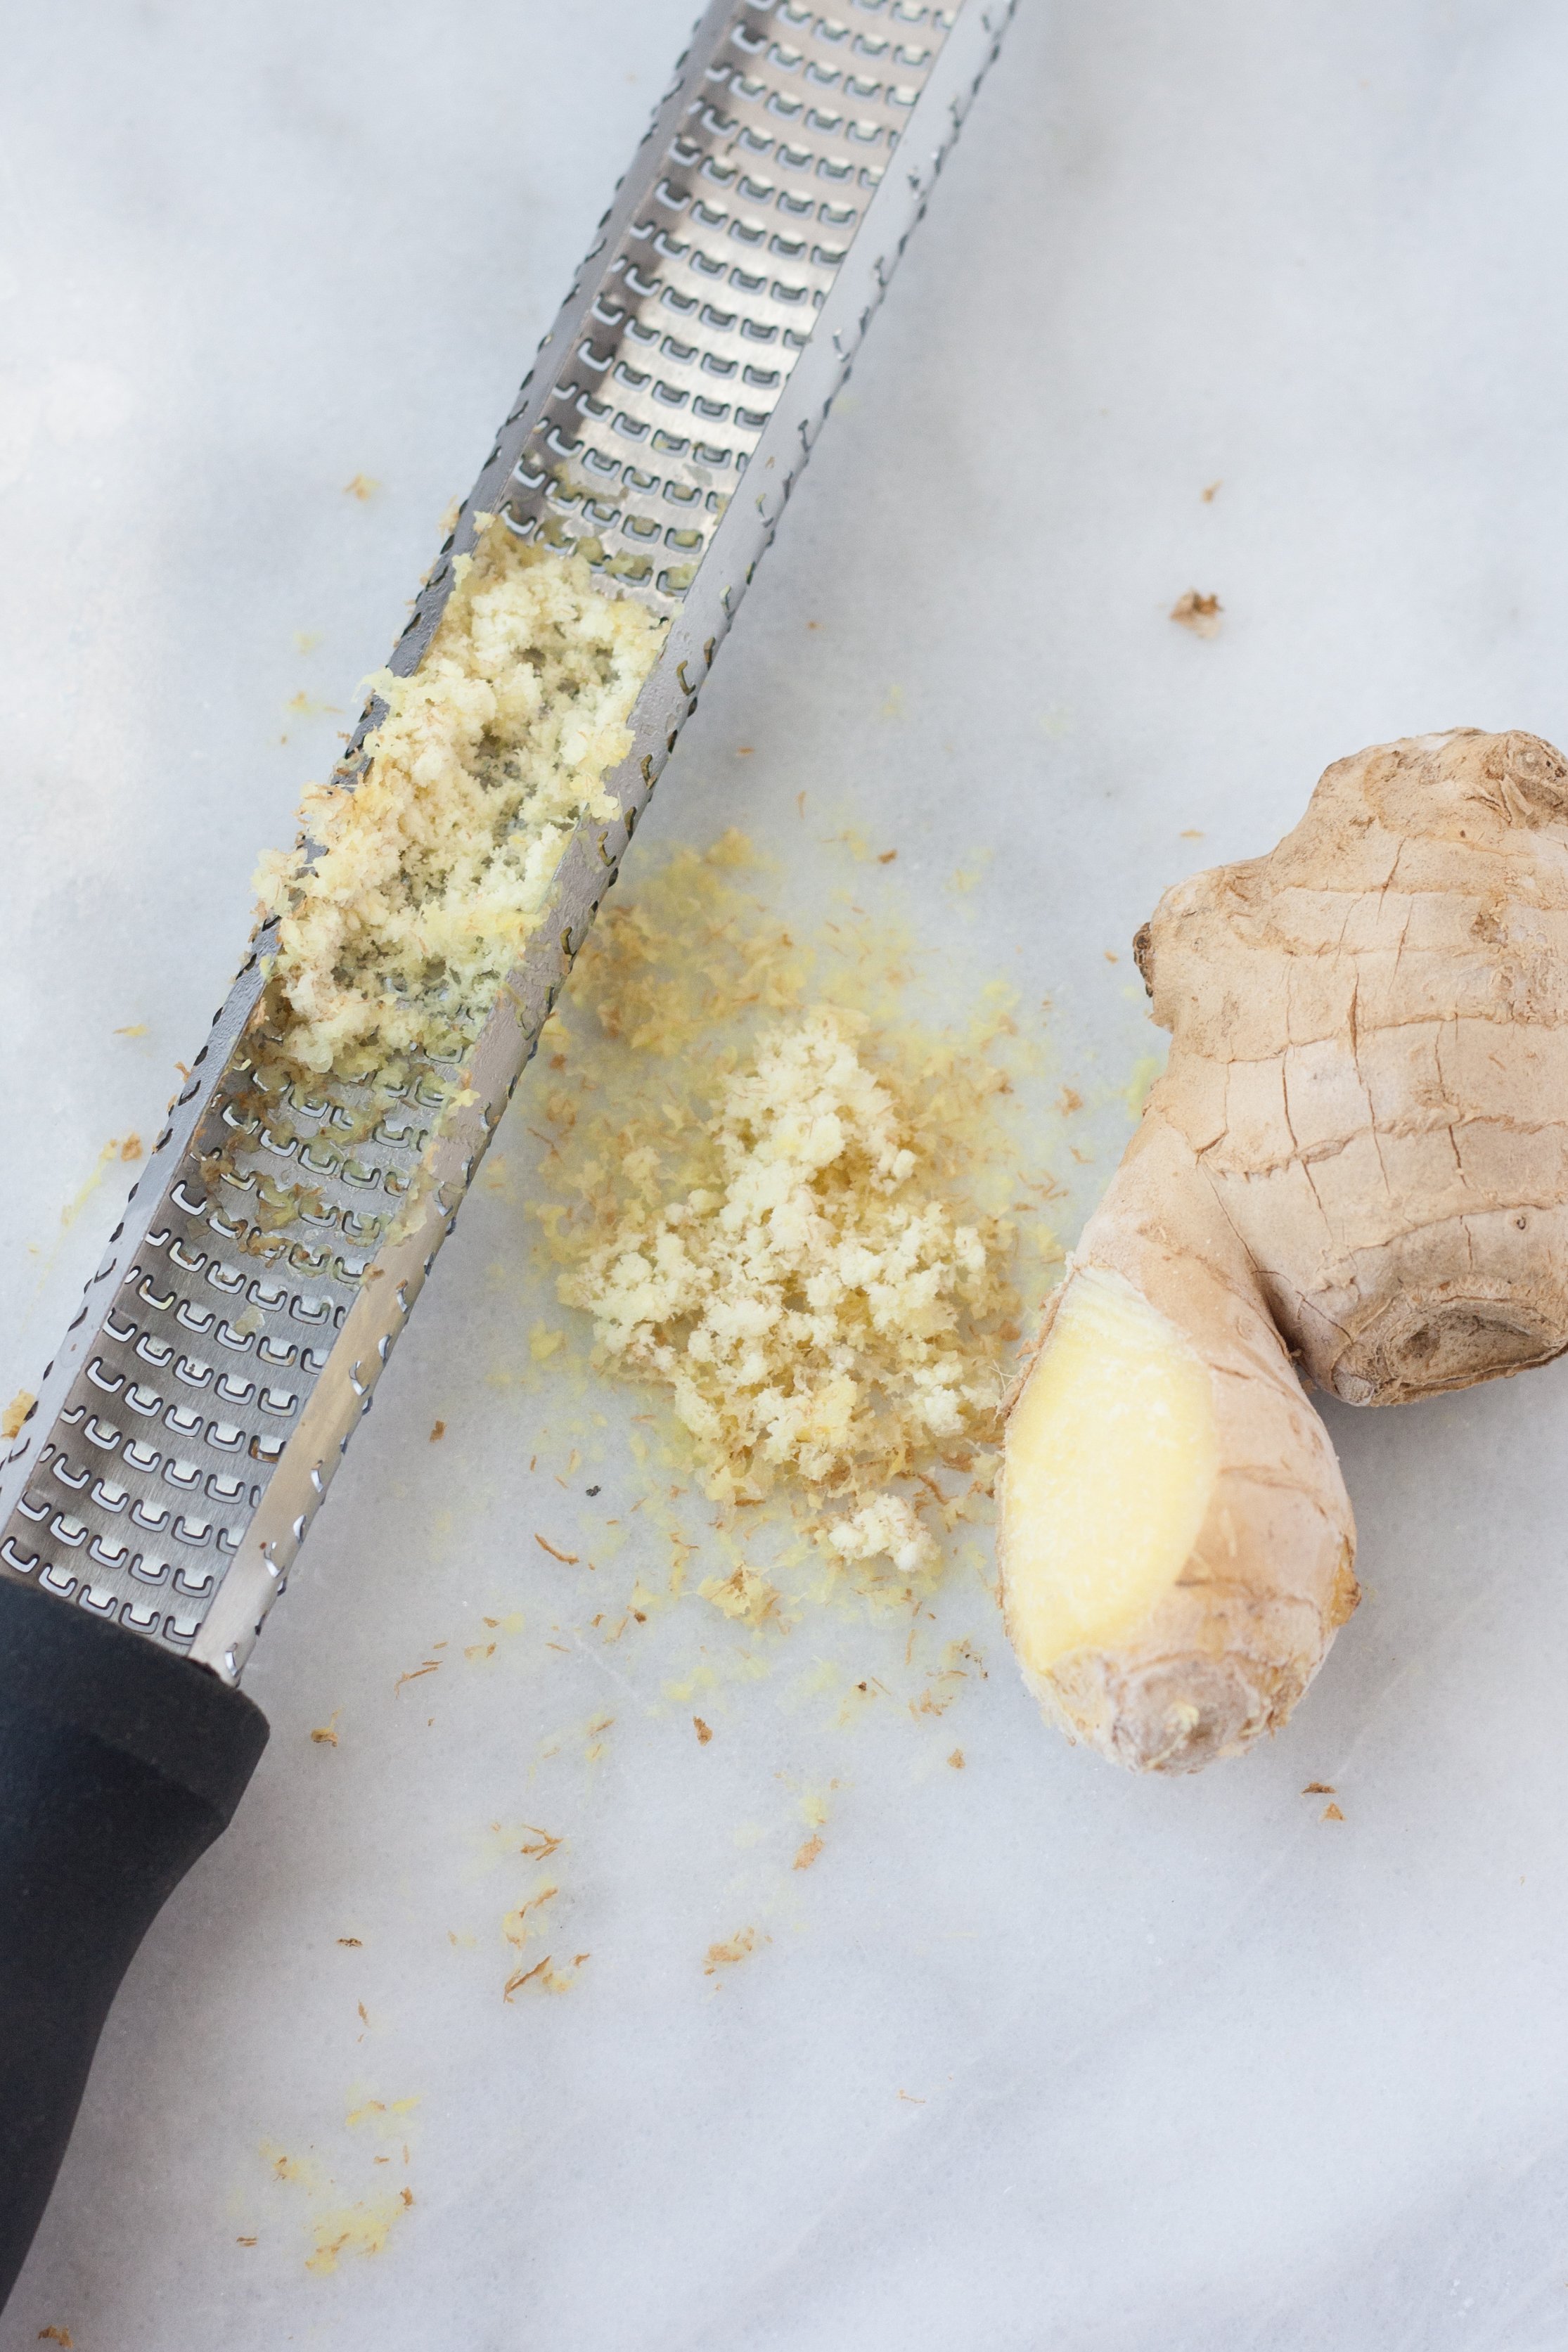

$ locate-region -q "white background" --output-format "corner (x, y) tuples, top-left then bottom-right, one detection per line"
(5, 1), (1568, 2344)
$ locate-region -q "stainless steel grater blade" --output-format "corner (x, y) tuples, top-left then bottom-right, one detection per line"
(0, 0), (1015, 1690)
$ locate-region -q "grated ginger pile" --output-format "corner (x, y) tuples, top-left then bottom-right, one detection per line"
(536, 836), (1043, 1583)
(252, 529), (664, 1084)
(563, 1005), (1001, 1574)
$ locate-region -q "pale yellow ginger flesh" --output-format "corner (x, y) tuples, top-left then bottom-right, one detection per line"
(1005, 726), (1568, 1773)
(252, 532), (664, 1083)
(559, 1000), (1010, 1579)
(1002, 1268), (1216, 1671)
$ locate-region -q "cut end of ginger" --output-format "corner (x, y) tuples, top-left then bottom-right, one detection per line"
(1000, 1266), (1217, 1675)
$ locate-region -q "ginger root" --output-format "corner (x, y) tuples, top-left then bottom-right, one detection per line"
(1002, 727), (1568, 1771)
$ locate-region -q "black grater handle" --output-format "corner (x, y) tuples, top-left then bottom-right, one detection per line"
(0, 1578), (267, 2311)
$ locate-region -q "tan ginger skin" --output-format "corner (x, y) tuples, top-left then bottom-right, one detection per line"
(1002, 728), (1568, 1773)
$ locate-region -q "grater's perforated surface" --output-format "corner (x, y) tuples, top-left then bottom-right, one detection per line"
(497, 1), (949, 604)
(0, 0), (1014, 1683)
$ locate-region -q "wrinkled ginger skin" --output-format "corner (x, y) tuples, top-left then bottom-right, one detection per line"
(1002, 1120), (1356, 1773)
(1140, 728), (1568, 1404)
(1007, 727), (1568, 1771)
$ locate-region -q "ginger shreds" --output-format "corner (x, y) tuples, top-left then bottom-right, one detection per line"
(252, 532), (664, 1084)
(570, 828), (811, 1062)
(535, 840), (1041, 1582)
(700, 1566), (782, 1624)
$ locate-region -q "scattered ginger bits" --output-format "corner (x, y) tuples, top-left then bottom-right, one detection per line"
(700, 1566), (781, 1624)
(1003, 1267), (1217, 1673)
(560, 1005), (1008, 1576)
(252, 532), (664, 1083)
(569, 827), (808, 1063)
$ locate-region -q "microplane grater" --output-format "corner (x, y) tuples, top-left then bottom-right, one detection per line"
(0, 0), (1014, 1688)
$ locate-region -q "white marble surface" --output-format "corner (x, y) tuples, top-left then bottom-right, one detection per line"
(6, 1), (1568, 2344)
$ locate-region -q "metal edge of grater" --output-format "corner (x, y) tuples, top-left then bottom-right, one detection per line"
(0, 0), (1015, 1687)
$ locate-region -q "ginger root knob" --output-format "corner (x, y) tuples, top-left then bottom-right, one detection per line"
(1004, 728), (1568, 1770)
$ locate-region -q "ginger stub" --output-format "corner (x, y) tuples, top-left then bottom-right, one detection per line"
(1002, 727), (1568, 1771)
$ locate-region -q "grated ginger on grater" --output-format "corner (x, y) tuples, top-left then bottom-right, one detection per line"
(252, 528), (664, 1086)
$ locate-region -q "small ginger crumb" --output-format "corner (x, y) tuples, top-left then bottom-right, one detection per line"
(309, 1712), (340, 1747)
(948, 1749), (965, 1769)
(1103, 950), (1119, 963)
(1170, 589), (1223, 638)
(1201, 479), (1221, 501)
(878, 849), (897, 863)
(113, 1022), (148, 1036)
(793, 1834), (823, 1871)
(338, 1936), (363, 1948)
(700, 1566), (780, 1625)
(503, 1955), (555, 1998)
(342, 473), (380, 500)
(704, 1927), (764, 1975)
(429, 1420), (446, 1441)
(1181, 828), (1204, 840)
(1302, 1781), (1335, 1794)
(693, 1716), (713, 1744)
(1, 1390), (36, 1441)
(236, 2236), (257, 2247)
(1322, 1803), (1345, 1822)
(37, 2332), (72, 2348)
(535, 1534), (578, 1565)
(393, 1660), (440, 1694)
